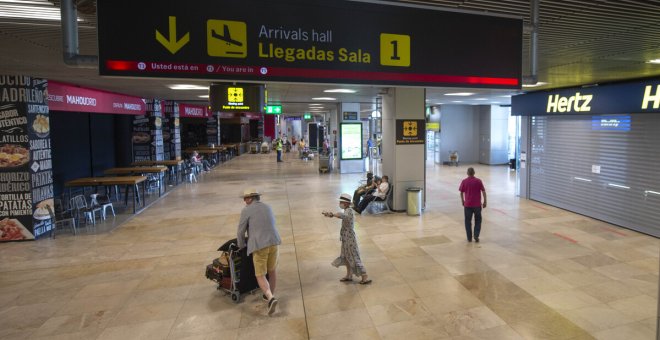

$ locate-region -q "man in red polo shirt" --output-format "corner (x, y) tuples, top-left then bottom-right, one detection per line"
(459, 167), (487, 242)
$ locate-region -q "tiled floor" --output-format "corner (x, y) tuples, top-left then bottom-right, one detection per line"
(0, 152), (657, 339)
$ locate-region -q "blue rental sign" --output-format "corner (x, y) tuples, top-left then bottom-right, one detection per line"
(512, 78), (660, 116)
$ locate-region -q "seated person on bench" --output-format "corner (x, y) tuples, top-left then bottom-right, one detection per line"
(355, 175), (389, 214)
(191, 151), (211, 172)
(352, 172), (375, 207)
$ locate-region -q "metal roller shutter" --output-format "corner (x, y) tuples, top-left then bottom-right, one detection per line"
(530, 114), (660, 237)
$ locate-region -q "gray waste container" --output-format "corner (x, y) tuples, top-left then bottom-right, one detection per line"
(406, 187), (422, 216)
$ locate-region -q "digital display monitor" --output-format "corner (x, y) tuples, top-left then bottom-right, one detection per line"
(209, 83), (265, 113)
(340, 123), (363, 160)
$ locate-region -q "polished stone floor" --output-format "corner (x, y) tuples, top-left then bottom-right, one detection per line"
(0, 151), (658, 339)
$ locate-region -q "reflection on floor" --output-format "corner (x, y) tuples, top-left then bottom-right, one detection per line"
(0, 152), (657, 340)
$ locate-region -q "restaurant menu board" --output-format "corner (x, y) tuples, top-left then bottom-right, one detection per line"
(0, 75), (53, 241)
(340, 123), (362, 160)
(163, 101), (181, 160)
(132, 99), (164, 161)
(207, 114), (219, 146)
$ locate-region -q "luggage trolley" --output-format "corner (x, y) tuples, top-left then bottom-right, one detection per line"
(205, 238), (263, 303)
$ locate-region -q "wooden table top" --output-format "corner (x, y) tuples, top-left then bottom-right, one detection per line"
(131, 160), (183, 166)
(185, 147), (226, 152)
(65, 176), (147, 187)
(103, 167), (168, 175)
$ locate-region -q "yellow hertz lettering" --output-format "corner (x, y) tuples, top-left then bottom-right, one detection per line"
(258, 43), (371, 64)
(641, 85), (660, 109)
(546, 92), (592, 113)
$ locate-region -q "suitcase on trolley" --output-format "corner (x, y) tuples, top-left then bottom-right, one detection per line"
(204, 238), (263, 303)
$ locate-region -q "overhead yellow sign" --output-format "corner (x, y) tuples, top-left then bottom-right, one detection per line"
(207, 20), (247, 58)
(380, 33), (410, 67)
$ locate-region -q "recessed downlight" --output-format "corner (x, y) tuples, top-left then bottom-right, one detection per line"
(169, 84), (208, 90)
(323, 89), (357, 93)
(444, 92), (474, 96)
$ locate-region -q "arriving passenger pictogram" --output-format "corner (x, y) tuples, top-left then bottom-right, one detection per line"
(207, 20), (247, 58)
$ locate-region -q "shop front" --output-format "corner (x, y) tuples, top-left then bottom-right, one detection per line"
(513, 78), (660, 237)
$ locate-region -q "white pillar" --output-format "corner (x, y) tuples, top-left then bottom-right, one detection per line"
(381, 87), (426, 211)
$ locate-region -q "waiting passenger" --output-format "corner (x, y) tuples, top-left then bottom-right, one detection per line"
(190, 151), (211, 172)
(355, 175), (389, 214)
(352, 172), (374, 207)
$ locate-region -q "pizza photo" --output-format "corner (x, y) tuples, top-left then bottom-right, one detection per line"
(0, 144), (30, 168)
(0, 218), (35, 241)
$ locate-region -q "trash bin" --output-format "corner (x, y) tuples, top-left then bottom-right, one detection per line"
(406, 187), (422, 216)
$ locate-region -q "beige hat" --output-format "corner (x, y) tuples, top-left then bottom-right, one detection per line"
(242, 188), (260, 198)
(339, 193), (352, 203)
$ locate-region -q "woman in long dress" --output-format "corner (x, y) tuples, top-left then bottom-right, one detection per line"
(323, 193), (372, 284)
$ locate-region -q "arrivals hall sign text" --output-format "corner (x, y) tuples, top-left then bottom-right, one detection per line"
(97, 0), (522, 88)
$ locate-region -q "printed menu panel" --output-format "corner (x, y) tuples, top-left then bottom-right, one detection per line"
(163, 101), (181, 160)
(0, 75), (52, 241)
(132, 114), (151, 161)
(206, 114), (219, 146)
(132, 99), (164, 161)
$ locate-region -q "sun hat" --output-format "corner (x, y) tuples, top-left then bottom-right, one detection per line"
(339, 193), (352, 203)
(242, 188), (261, 198)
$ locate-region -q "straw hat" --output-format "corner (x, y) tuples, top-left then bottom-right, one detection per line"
(242, 188), (261, 198)
(339, 193), (352, 203)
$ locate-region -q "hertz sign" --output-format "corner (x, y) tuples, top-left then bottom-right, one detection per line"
(97, 0), (521, 88)
(512, 78), (660, 116)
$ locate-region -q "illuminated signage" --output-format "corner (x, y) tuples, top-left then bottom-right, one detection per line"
(209, 83), (265, 112)
(642, 85), (660, 109)
(303, 113), (312, 119)
(265, 105), (282, 114)
(512, 78), (660, 116)
(396, 119), (425, 144)
(98, 0), (521, 88)
(546, 93), (592, 113)
(591, 115), (631, 131)
(340, 123), (362, 160)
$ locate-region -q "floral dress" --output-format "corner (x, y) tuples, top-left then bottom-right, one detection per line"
(331, 207), (367, 276)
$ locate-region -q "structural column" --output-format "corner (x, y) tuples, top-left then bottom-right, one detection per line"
(381, 87), (426, 211)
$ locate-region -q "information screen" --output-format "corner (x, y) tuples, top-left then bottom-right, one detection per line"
(340, 123), (363, 160)
(209, 83), (265, 113)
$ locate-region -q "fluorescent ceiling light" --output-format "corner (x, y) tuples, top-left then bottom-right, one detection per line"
(522, 82), (548, 88)
(647, 59), (660, 64)
(0, 0), (83, 21)
(312, 97), (336, 101)
(608, 183), (630, 189)
(309, 103), (323, 106)
(198, 95), (209, 98)
(444, 92), (474, 96)
(500, 95), (512, 98)
(574, 177), (592, 182)
(169, 84), (208, 90)
(323, 89), (356, 93)
(451, 101), (464, 103)
(645, 190), (660, 196)
(474, 98), (488, 100)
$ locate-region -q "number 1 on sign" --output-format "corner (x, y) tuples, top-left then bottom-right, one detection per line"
(389, 40), (401, 60)
(380, 33), (410, 67)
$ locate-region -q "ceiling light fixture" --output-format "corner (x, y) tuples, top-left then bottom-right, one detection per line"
(0, 0), (82, 21)
(647, 59), (660, 64)
(198, 95), (209, 98)
(312, 97), (336, 101)
(444, 92), (474, 96)
(451, 100), (464, 103)
(169, 84), (208, 90)
(522, 82), (548, 88)
(323, 89), (356, 93)
(474, 98), (488, 100)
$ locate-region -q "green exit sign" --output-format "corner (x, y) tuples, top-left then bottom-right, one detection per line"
(303, 113), (312, 119)
(266, 105), (282, 114)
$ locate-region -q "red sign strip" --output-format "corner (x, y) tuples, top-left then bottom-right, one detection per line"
(106, 60), (519, 87)
(48, 81), (145, 115)
(178, 103), (209, 118)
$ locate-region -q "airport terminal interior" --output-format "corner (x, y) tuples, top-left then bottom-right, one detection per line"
(1, 0), (660, 340)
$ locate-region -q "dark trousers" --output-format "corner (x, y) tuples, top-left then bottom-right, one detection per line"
(464, 206), (482, 241)
(357, 194), (384, 213)
(277, 150), (282, 162)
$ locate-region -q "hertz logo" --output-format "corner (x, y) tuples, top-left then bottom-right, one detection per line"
(641, 85), (660, 109)
(546, 93), (592, 113)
